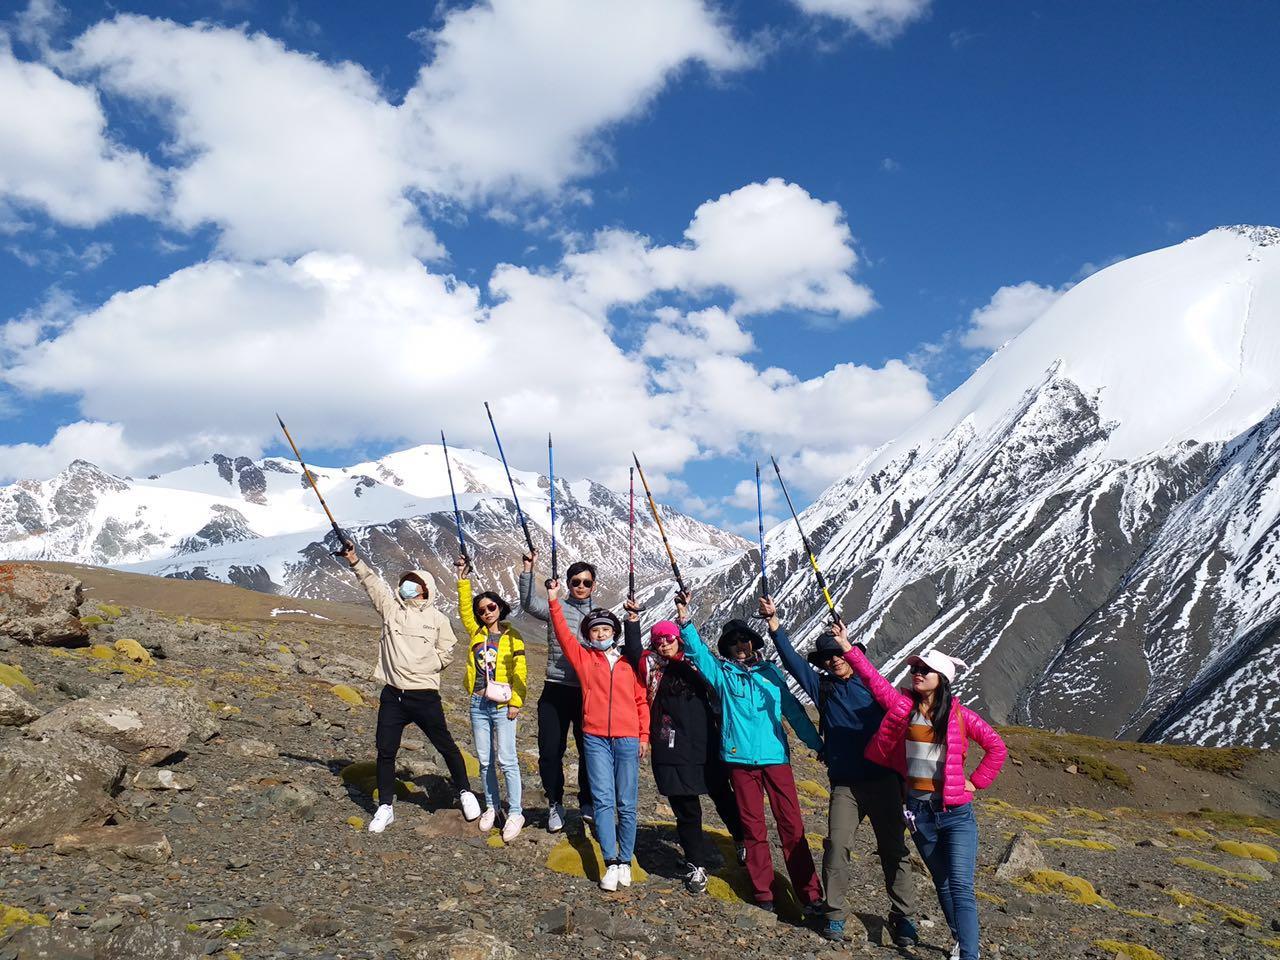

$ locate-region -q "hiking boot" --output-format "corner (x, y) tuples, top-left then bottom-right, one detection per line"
(803, 900), (829, 919)
(547, 802), (565, 833)
(501, 813), (524, 843)
(891, 916), (919, 948)
(478, 807), (497, 832)
(821, 918), (846, 942)
(617, 863), (632, 887)
(683, 864), (708, 895)
(581, 802), (595, 824)
(367, 804), (394, 833)
(459, 790), (481, 822)
(600, 864), (620, 892)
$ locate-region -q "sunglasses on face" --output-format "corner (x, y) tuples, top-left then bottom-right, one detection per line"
(478, 603), (500, 614)
(910, 664), (934, 676)
(569, 577), (594, 588)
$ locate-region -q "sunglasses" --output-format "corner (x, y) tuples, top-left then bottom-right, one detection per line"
(909, 664), (934, 676)
(569, 577), (594, 588)
(478, 603), (500, 614)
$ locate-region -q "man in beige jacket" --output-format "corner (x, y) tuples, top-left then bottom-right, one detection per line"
(340, 543), (480, 833)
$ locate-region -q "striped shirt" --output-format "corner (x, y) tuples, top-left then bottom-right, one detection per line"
(906, 709), (946, 798)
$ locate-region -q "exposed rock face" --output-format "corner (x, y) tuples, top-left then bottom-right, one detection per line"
(0, 733), (125, 845)
(0, 564), (90, 647)
(995, 832), (1048, 880)
(0, 683), (41, 725)
(27, 687), (211, 765)
(54, 823), (173, 864)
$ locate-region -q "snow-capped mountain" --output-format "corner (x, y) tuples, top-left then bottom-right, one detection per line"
(691, 226), (1280, 749)
(0, 444), (748, 612)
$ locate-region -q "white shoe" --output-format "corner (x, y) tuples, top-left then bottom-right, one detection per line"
(950, 943), (960, 960)
(459, 790), (481, 822)
(368, 804), (394, 833)
(479, 807), (496, 831)
(600, 864), (620, 892)
(617, 863), (632, 887)
(547, 802), (565, 833)
(501, 813), (525, 843)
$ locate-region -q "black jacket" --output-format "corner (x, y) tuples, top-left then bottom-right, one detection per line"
(622, 619), (724, 797)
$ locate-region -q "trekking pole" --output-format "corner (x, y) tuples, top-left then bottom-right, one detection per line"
(546, 433), (559, 589)
(751, 461), (771, 621)
(628, 465), (646, 611)
(632, 454), (688, 597)
(771, 455), (839, 624)
(440, 431), (470, 568)
(275, 414), (348, 555)
(484, 402), (537, 560)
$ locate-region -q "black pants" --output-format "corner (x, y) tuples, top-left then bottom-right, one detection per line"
(376, 685), (471, 805)
(536, 681), (591, 806)
(669, 761), (744, 868)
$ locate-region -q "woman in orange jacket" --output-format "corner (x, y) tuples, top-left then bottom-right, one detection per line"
(547, 579), (649, 892)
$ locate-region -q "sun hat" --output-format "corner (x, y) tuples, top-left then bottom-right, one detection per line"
(906, 648), (969, 684)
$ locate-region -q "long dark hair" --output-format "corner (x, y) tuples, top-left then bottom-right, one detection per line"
(472, 591), (511, 625)
(913, 674), (953, 741)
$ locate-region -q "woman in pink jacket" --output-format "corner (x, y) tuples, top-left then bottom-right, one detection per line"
(832, 623), (1006, 960)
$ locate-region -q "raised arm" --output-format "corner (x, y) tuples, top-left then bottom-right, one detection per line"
(622, 618), (644, 674)
(961, 706), (1007, 789)
(763, 596), (819, 701)
(518, 552), (550, 622)
(831, 620), (910, 714)
(349, 556), (395, 621)
(633, 670), (650, 744)
(678, 621), (725, 696)
(548, 588), (586, 676)
(457, 573), (480, 638)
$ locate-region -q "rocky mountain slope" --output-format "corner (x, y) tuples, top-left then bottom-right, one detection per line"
(0, 444), (747, 614)
(688, 226), (1280, 750)
(0, 563), (1277, 960)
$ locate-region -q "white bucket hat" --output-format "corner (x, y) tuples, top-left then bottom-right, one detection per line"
(906, 648), (969, 684)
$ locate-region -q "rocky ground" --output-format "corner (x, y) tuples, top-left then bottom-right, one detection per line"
(0, 561), (1277, 960)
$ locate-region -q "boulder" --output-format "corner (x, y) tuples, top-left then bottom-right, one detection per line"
(28, 686), (210, 765)
(252, 783), (319, 821)
(54, 823), (173, 864)
(226, 737), (278, 759)
(0, 564), (90, 647)
(403, 930), (518, 960)
(0, 683), (41, 725)
(131, 768), (196, 791)
(97, 922), (205, 960)
(995, 832), (1048, 881)
(3, 923), (95, 960)
(0, 732), (125, 845)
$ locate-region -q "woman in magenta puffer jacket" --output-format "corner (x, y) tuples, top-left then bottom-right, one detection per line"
(832, 622), (1006, 960)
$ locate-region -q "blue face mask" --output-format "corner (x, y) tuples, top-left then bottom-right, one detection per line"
(399, 581), (422, 600)
(586, 634), (616, 651)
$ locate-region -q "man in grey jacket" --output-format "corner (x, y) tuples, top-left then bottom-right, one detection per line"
(518, 550), (594, 832)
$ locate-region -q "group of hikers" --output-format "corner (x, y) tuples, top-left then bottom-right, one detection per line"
(336, 542), (1007, 960)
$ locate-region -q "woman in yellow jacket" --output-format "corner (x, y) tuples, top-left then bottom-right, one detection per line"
(456, 558), (528, 842)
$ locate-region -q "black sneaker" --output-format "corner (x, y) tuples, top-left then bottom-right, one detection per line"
(757, 900), (776, 914)
(891, 915), (919, 948)
(803, 900), (829, 919)
(683, 863), (708, 894)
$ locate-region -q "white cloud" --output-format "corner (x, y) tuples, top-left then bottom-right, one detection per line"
(0, 37), (160, 226)
(727, 476), (779, 511)
(791, 0), (931, 41)
(0, 421), (201, 480)
(961, 280), (1063, 351)
(562, 179), (875, 320)
(400, 0), (751, 202)
(66, 15), (435, 263)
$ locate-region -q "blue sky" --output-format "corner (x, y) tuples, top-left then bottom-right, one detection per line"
(1, 0), (1277, 534)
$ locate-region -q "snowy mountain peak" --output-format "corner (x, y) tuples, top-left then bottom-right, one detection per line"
(1216, 224), (1280, 246)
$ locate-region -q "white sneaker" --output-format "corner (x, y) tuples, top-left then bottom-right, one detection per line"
(501, 813), (525, 843)
(368, 804), (394, 833)
(547, 802), (565, 833)
(479, 807), (496, 831)
(617, 863), (632, 888)
(459, 790), (481, 822)
(600, 864), (620, 892)
(950, 943), (960, 960)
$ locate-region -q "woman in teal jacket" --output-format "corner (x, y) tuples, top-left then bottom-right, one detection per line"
(675, 592), (825, 914)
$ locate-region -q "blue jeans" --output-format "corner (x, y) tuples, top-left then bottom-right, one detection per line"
(906, 798), (979, 960)
(469, 696), (522, 816)
(582, 734), (639, 864)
